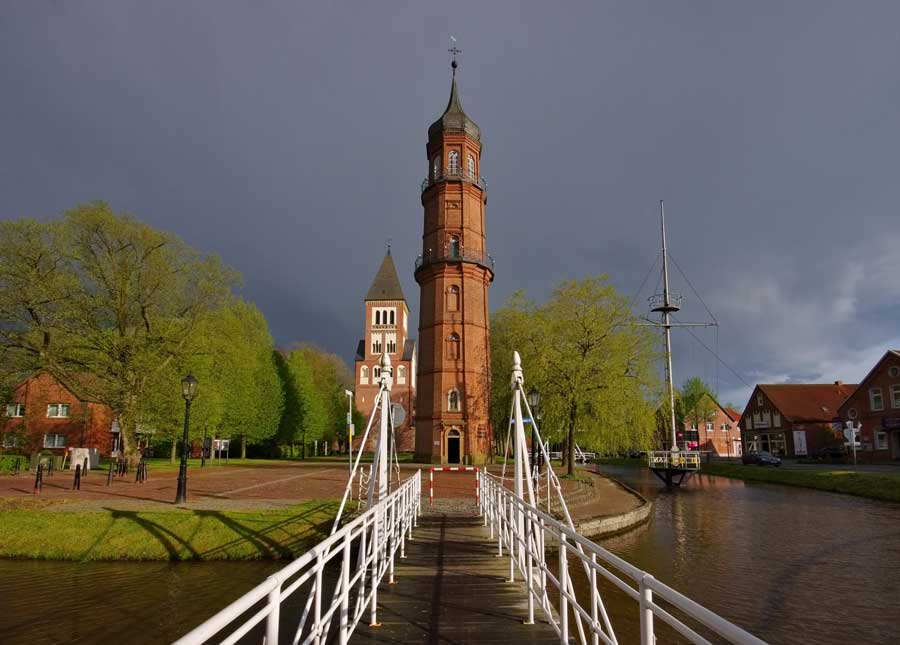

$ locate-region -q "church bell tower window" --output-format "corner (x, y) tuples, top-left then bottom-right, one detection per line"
(448, 150), (459, 174)
(449, 235), (460, 258)
(433, 156), (441, 180)
(467, 154), (475, 178)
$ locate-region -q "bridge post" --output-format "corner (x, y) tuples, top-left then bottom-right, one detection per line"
(560, 533), (569, 643)
(265, 577), (280, 645)
(525, 510), (534, 624)
(369, 504), (380, 627)
(339, 533), (351, 643)
(639, 573), (654, 645)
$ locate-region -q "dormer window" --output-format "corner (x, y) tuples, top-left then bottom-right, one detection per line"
(448, 150), (459, 174)
(467, 154), (475, 178)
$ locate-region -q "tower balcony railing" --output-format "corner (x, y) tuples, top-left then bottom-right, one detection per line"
(414, 247), (495, 274)
(421, 169), (487, 193)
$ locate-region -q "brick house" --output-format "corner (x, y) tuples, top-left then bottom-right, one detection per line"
(739, 382), (856, 458)
(838, 350), (900, 462)
(353, 250), (417, 452)
(684, 394), (743, 457)
(1, 372), (114, 456)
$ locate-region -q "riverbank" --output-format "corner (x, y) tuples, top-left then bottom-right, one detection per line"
(597, 458), (900, 503)
(0, 499), (338, 561)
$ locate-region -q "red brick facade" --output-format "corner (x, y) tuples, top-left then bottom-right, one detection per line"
(739, 383), (854, 458)
(353, 252), (417, 452)
(684, 395), (742, 457)
(1, 372), (114, 456)
(414, 70), (493, 464)
(838, 350), (900, 462)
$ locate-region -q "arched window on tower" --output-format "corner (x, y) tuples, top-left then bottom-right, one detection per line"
(375, 310), (381, 325)
(433, 156), (441, 180)
(467, 154), (475, 178)
(448, 389), (460, 412)
(389, 310), (395, 325)
(360, 366), (369, 385)
(449, 235), (460, 258)
(448, 285), (460, 312)
(448, 150), (459, 174)
(449, 333), (460, 360)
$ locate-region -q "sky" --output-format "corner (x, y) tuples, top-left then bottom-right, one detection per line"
(2, 1), (899, 409)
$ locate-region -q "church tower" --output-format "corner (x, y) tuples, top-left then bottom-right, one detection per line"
(414, 52), (493, 464)
(354, 250), (417, 452)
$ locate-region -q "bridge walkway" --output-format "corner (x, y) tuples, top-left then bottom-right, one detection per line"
(352, 500), (558, 644)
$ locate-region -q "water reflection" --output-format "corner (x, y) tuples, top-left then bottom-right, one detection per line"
(594, 466), (900, 644)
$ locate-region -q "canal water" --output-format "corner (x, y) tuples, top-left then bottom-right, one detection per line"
(590, 465), (900, 644)
(2, 470), (899, 644)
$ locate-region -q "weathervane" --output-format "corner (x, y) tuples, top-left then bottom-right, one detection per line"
(449, 36), (461, 74)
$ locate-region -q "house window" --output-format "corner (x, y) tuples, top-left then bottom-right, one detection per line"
(2, 433), (18, 448)
(756, 392), (763, 406)
(43, 433), (66, 448)
(690, 422), (698, 431)
(47, 403), (70, 418)
(5, 403), (24, 417)
(870, 388), (884, 412)
(372, 336), (382, 355)
(360, 366), (369, 385)
(467, 154), (475, 178)
(773, 412), (781, 427)
(848, 407), (858, 419)
(876, 431), (889, 450)
(397, 365), (406, 384)
(448, 389), (460, 412)
(449, 235), (460, 258)
(373, 367), (381, 378)
(706, 422), (714, 431)
(448, 150), (459, 174)
(448, 285), (460, 312)
(449, 333), (460, 360)
(891, 384), (900, 409)
(889, 365), (900, 378)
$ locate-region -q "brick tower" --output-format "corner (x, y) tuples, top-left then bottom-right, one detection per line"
(354, 250), (417, 452)
(414, 55), (494, 464)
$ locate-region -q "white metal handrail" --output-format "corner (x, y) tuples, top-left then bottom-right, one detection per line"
(175, 470), (421, 645)
(478, 470), (767, 645)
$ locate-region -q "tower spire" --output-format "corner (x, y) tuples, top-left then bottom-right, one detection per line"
(449, 36), (461, 77)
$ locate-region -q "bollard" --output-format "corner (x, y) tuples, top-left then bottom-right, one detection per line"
(33, 463), (43, 494)
(83, 458), (89, 478)
(107, 460), (114, 486)
(14, 457), (21, 476)
(46, 458), (53, 477)
(73, 464), (81, 491)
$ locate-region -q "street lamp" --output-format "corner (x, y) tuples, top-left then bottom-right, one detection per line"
(175, 373), (199, 504)
(528, 387), (540, 472)
(345, 389), (354, 476)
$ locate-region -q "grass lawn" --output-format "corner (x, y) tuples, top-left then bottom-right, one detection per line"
(702, 463), (900, 503)
(0, 500), (339, 561)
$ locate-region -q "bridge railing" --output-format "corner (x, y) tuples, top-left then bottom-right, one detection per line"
(174, 470), (421, 645)
(478, 470), (767, 645)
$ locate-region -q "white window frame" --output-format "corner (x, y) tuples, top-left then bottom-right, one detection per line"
(706, 421), (714, 431)
(397, 365), (406, 385)
(43, 433), (66, 448)
(360, 366), (369, 385)
(875, 431), (889, 450)
(371, 335), (383, 355)
(47, 403), (70, 418)
(891, 384), (900, 409)
(448, 150), (460, 174)
(870, 387), (884, 412)
(5, 403), (24, 418)
(385, 332), (397, 355)
(467, 154), (475, 178)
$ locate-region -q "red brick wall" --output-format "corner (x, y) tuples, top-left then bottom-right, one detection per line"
(839, 353), (900, 462)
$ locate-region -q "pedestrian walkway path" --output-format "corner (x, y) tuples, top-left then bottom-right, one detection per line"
(352, 500), (558, 643)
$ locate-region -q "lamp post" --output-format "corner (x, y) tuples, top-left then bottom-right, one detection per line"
(175, 373), (198, 505)
(345, 389), (354, 476)
(201, 422), (208, 468)
(528, 387), (540, 473)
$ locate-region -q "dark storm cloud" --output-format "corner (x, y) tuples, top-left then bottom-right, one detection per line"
(2, 1), (899, 408)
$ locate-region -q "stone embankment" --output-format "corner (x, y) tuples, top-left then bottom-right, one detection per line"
(556, 470), (651, 538)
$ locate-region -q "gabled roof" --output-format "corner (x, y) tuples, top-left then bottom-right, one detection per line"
(724, 407), (742, 422)
(838, 350), (900, 412)
(752, 383), (857, 422)
(365, 250), (406, 302)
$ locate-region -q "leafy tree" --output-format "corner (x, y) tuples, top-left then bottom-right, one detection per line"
(679, 377), (718, 431)
(490, 276), (659, 474)
(0, 202), (237, 465)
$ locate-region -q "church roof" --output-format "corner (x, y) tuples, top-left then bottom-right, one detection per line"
(365, 250), (406, 302)
(428, 71), (480, 142)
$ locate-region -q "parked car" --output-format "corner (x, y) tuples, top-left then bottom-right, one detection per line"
(742, 451), (782, 467)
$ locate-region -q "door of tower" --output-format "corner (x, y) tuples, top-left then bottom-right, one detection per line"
(447, 429), (461, 464)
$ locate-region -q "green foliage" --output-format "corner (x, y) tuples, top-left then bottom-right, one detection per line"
(490, 276), (660, 474)
(679, 377), (718, 428)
